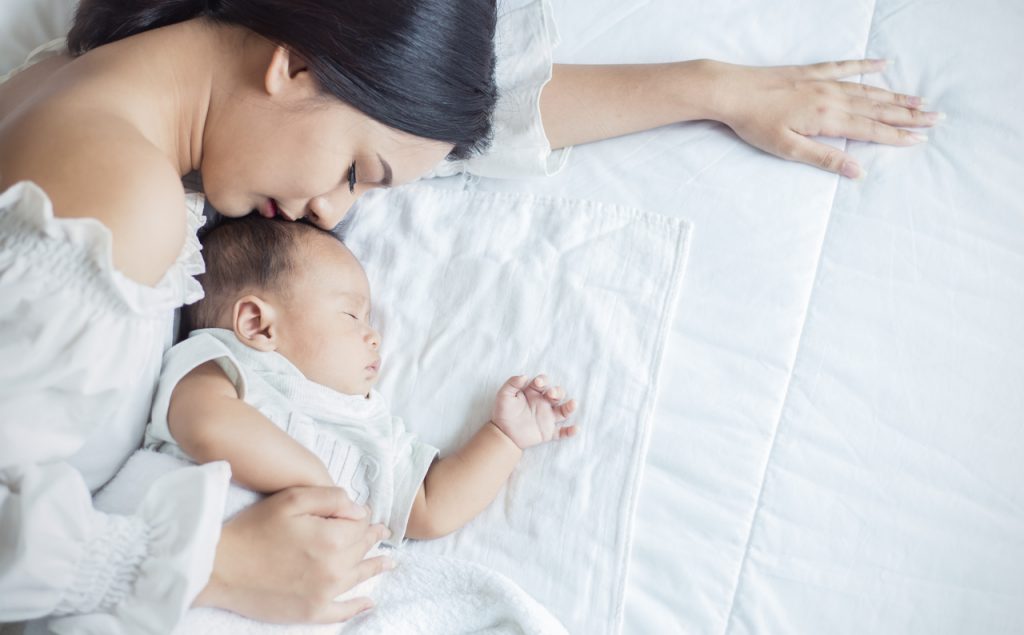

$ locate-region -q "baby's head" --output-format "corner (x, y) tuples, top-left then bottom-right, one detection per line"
(183, 215), (381, 396)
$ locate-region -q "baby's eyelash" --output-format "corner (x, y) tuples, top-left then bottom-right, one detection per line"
(347, 163), (357, 193)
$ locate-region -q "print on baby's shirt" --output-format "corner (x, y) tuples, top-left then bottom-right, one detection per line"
(282, 413), (376, 506)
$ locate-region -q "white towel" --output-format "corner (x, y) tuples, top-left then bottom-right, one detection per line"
(343, 184), (691, 634)
(177, 552), (567, 635)
(97, 453), (567, 635)
(95, 184), (691, 634)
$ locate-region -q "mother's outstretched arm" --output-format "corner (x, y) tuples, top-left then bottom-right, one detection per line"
(540, 59), (942, 179)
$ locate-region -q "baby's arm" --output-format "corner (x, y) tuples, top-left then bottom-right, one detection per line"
(167, 361), (333, 492)
(406, 374), (578, 539)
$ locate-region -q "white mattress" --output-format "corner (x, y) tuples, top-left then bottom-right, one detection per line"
(3, 0), (1022, 633)
(475, 0), (1023, 632)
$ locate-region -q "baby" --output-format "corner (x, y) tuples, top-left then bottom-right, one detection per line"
(144, 214), (578, 559)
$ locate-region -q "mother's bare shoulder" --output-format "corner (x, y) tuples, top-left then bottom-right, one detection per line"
(0, 110), (187, 287)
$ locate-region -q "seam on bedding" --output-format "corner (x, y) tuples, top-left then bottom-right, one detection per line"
(610, 219), (692, 635)
(718, 4), (880, 632)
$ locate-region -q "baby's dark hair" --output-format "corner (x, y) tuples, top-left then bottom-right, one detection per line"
(181, 214), (342, 336)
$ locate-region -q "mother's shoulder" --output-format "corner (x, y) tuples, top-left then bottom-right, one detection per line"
(1, 110), (187, 287)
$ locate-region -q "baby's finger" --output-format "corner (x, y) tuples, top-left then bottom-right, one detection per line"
(498, 375), (530, 398)
(526, 374), (549, 395)
(558, 425), (579, 439)
(556, 399), (577, 420)
(543, 385), (565, 403)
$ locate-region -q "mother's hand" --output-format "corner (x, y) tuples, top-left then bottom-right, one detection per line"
(194, 486), (393, 623)
(708, 59), (942, 179)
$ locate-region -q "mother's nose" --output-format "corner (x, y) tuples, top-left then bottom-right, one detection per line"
(306, 191), (355, 230)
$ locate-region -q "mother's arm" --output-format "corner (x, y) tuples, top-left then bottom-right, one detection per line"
(540, 59), (939, 179)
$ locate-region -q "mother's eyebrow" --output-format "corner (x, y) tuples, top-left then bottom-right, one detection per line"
(377, 154), (393, 187)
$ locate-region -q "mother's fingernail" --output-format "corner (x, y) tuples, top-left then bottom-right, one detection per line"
(840, 161), (865, 180)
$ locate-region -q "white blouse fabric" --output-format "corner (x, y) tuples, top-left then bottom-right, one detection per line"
(0, 2), (563, 633)
(429, 0), (570, 179)
(0, 182), (229, 635)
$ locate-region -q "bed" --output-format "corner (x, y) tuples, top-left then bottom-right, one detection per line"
(2, 0), (1022, 633)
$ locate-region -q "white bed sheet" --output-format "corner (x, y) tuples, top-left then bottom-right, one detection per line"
(451, 0), (1024, 632)
(3, 1), (1022, 633)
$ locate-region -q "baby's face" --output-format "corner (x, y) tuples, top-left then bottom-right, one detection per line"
(273, 236), (381, 396)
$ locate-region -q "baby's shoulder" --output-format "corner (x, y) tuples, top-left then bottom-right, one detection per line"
(162, 331), (247, 399)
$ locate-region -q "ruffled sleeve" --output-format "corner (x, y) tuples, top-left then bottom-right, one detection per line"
(167, 192), (208, 307)
(0, 180), (230, 634)
(428, 0), (570, 180)
(0, 460), (230, 635)
(45, 464), (231, 635)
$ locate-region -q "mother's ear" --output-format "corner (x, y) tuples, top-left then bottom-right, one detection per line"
(264, 45), (314, 98)
(233, 294), (279, 352)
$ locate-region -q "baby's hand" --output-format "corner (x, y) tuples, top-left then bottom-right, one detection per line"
(490, 374), (579, 450)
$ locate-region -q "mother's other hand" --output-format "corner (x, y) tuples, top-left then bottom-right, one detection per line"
(709, 58), (942, 179)
(194, 486), (393, 623)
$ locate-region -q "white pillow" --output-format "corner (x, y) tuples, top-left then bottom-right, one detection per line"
(0, 0), (76, 75)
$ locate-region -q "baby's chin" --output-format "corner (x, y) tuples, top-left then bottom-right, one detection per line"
(332, 377), (378, 398)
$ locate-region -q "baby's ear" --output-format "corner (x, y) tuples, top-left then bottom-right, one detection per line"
(233, 295), (279, 352)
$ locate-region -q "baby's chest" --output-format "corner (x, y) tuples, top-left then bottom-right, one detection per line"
(263, 404), (389, 507)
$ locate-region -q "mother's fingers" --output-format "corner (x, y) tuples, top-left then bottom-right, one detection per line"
(277, 485), (367, 520)
(782, 132), (862, 179)
(838, 81), (926, 110)
(829, 114), (929, 146)
(350, 555), (397, 588)
(799, 58), (888, 80)
(313, 597), (374, 624)
(844, 96), (939, 129)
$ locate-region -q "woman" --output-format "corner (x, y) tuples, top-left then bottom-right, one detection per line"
(0, 0), (937, 631)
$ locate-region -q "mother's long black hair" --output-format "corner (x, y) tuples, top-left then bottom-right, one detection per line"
(68, 0), (497, 159)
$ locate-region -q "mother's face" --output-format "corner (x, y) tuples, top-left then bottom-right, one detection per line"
(199, 45), (453, 229)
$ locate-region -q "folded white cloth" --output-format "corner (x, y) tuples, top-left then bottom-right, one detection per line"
(343, 184), (692, 634)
